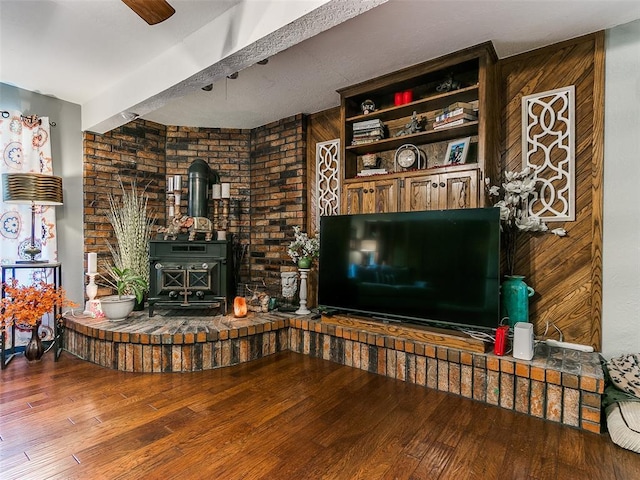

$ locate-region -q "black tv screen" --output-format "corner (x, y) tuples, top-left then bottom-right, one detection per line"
(318, 208), (501, 331)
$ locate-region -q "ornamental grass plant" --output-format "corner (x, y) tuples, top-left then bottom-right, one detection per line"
(105, 180), (155, 294)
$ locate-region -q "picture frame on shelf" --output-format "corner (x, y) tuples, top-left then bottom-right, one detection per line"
(444, 137), (471, 165)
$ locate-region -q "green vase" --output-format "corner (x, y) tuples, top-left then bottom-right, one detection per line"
(297, 257), (312, 269)
(501, 275), (535, 327)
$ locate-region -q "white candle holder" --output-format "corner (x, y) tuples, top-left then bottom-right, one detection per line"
(84, 273), (104, 317)
(295, 268), (311, 315)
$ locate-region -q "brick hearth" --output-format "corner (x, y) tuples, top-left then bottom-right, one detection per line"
(63, 312), (604, 433)
(63, 310), (290, 373)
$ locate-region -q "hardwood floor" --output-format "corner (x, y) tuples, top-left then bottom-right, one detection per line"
(1, 351), (638, 479)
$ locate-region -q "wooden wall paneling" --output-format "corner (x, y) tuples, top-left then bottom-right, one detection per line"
(305, 107), (340, 308)
(498, 33), (604, 348)
(306, 107), (341, 234)
(590, 33), (605, 349)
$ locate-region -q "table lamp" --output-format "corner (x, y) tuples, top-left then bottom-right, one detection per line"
(2, 172), (64, 263)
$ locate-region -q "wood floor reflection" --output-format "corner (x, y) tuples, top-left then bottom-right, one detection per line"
(0, 351), (637, 479)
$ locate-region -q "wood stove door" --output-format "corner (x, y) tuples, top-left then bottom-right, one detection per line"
(148, 239), (232, 315)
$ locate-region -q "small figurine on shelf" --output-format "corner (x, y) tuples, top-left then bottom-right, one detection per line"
(158, 215), (191, 240)
(360, 99), (376, 115)
(436, 73), (461, 93)
(394, 111), (425, 137)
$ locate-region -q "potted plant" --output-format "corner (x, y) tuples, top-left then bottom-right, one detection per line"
(0, 280), (74, 361)
(100, 266), (148, 322)
(486, 167), (567, 325)
(287, 226), (320, 268)
(105, 179), (155, 310)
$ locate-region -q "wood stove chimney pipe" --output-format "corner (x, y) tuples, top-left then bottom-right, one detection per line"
(188, 159), (219, 218)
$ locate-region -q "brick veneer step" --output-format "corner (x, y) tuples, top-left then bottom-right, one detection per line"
(63, 310), (290, 373)
(63, 312), (604, 433)
(287, 317), (604, 434)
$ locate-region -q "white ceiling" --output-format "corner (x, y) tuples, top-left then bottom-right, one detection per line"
(2, 0), (640, 132)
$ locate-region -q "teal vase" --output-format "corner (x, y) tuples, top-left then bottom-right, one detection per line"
(501, 275), (535, 327)
(297, 257), (312, 269)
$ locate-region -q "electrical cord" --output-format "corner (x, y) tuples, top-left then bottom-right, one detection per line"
(537, 319), (563, 343)
(457, 327), (497, 344)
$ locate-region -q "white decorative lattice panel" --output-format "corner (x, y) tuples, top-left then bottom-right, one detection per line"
(522, 85), (575, 222)
(315, 139), (340, 228)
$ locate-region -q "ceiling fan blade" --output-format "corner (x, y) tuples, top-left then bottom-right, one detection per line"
(122, 0), (175, 25)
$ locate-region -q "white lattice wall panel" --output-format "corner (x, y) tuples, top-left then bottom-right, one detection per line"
(315, 139), (340, 227)
(522, 86), (575, 222)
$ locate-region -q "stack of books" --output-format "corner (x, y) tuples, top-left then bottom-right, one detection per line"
(432, 101), (478, 130)
(352, 119), (385, 145)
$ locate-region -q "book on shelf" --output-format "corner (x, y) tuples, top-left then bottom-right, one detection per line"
(352, 128), (385, 138)
(435, 107), (476, 123)
(351, 138), (382, 146)
(445, 101), (476, 111)
(433, 118), (475, 130)
(433, 112), (477, 129)
(357, 168), (388, 177)
(353, 119), (384, 130)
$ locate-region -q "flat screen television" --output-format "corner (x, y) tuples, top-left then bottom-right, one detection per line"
(318, 208), (501, 332)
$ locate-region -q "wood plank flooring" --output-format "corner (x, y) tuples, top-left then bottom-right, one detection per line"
(1, 351), (638, 479)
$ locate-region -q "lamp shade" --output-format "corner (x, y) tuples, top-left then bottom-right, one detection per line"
(2, 173), (63, 205)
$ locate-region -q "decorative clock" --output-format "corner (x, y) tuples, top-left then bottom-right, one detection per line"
(394, 144), (424, 171)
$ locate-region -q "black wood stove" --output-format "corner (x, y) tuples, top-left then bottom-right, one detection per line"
(148, 236), (233, 316)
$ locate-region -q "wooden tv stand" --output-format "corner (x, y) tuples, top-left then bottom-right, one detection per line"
(320, 314), (489, 353)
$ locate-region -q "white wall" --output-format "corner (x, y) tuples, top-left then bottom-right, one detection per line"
(602, 19), (640, 358)
(0, 83), (85, 306)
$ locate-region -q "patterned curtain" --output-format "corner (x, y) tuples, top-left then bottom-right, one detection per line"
(1, 110), (59, 346)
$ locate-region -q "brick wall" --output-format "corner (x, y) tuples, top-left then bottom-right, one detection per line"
(83, 115), (307, 296)
(249, 114), (307, 295)
(165, 126), (251, 284)
(83, 119), (166, 285)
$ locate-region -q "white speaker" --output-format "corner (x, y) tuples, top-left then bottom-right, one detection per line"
(513, 322), (534, 360)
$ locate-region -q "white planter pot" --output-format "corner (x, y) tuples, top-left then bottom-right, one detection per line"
(100, 295), (136, 322)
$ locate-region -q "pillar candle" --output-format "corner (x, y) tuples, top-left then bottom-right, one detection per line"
(221, 183), (231, 199)
(212, 184), (221, 200)
(169, 205), (175, 218)
(174, 193), (181, 206)
(166, 176), (174, 192)
(174, 174), (182, 191)
(88, 252), (97, 274)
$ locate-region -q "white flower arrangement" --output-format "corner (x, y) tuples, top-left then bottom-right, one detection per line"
(486, 167), (566, 275)
(287, 226), (320, 264)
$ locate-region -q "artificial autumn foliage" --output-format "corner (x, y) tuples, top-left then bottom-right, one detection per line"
(0, 279), (75, 329)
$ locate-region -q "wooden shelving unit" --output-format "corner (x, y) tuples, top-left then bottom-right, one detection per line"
(337, 42), (500, 214)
